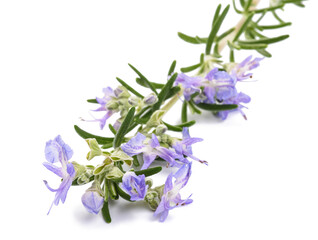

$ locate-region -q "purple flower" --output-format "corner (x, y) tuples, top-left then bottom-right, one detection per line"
(173, 128), (207, 165)
(121, 133), (178, 170)
(231, 55), (263, 81)
(154, 162), (193, 222)
(217, 92), (251, 120)
(203, 68), (236, 103)
(43, 135), (75, 214)
(175, 73), (203, 101)
(81, 187), (104, 214)
(121, 172), (148, 201)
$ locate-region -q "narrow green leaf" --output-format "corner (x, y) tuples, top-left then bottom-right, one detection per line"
(272, 11), (284, 23)
(113, 107), (135, 148)
(188, 100), (202, 114)
(176, 120), (196, 128)
(101, 142), (114, 149)
(257, 22), (292, 30)
(206, 4), (230, 55)
(233, 0), (243, 14)
(165, 86), (181, 100)
(238, 34), (289, 45)
(212, 4), (222, 27)
(180, 62), (202, 73)
(134, 166), (162, 177)
(257, 49), (272, 58)
(116, 77), (144, 99)
(108, 124), (117, 135)
(230, 49), (235, 62)
(233, 13), (254, 42)
(128, 64), (158, 95)
(115, 184), (133, 202)
(217, 27), (235, 41)
(163, 121), (183, 132)
(168, 60), (177, 76)
(136, 78), (164, 89)
(108, 180), (119, 200)
(87, 99), (98, 104)
(244, 0), (253, 11)
(74, 125), (114, 144)
(101, 201), (112, 223)
(252, 4), (284, 14)
(177, 32), (201, 44)
(239, 0), (246, 8)
(181, 101), (188, 123)
(238, 43), (267, 49)
(195, 103), (238, 111)
(152, 73), (178, 112)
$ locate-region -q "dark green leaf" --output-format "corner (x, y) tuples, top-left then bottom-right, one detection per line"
(217, 27), (235, 41)
(206, 4), (230, 55)
(134, 166), (162, 177)
(108, 124), (117, 135)
(181, 101), (188, 123)
(87, 99), (98, 104)
(116, 77), (144, 99)
(195, 103), (238, 111)
(115, 184), (133, 202)
(176, 120), (196, 128)
(188, 100), (202, 114)
(165, 86), (181, 100)
(177, 32), (201, 44)
(136, 78), (164, 89)
(244, 0), (253, 11)
(163, 121), (183, 132)
(108, 180), (119, 200)
(233, 0), (243, 14)
(168, 60), (177, 76)
(152, 73), (178, 112)
(74, 125), (114, 144)
(212, 4), (222, 27)
(233, 13), (254, 42)
(113, 107), (135, 148)
(128, 64), (158, 95)
(238, 34), (289, 45)
(132, 155), (140, 167)
(101, 201), (112, 223)
(252, 4), (284, 14)
(180, 63), (202, 73)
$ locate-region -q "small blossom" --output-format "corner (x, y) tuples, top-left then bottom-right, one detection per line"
(175, 73), (203, 100)
(43, 135), (75, 214)
(121, 133), (178, 169)
(81, 183), (104, 214)
(173, 127), (207, 165)
(231, 55), (263, 81)
(143, 93), (158, 105)
(154, 162), (193, 222)
(217, 91), (251, 120)
(121, 172), (148, 201)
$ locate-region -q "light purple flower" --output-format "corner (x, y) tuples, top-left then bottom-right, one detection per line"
(175, 73), (203, 101)
(121, 172), (148, 201)
(121, 133), (178, 170)
(81, 188), (104, 214)
(231, 55), (263, 81)
(203, 68), (236, 103)
(173, 128), (207, 165)
(154, 162), (193, 222)
(217, 92), (251, 120)
(43, 135), (75, 214)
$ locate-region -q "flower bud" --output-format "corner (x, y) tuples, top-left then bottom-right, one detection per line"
(114, 86), (130, 98)
(143, 93), (158, 106)
(106, 100), (119, 110)
(81, 183), (104, 214)
(128, 96), (141, 106)
(144, 190), (160, 211)
(155, 124), (168, 135)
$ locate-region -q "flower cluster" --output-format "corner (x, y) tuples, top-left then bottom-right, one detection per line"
(175, 56), (262, 120)
(43, 126), (204, 222)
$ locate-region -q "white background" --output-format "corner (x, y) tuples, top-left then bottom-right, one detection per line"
(1, 0), (318, 239)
